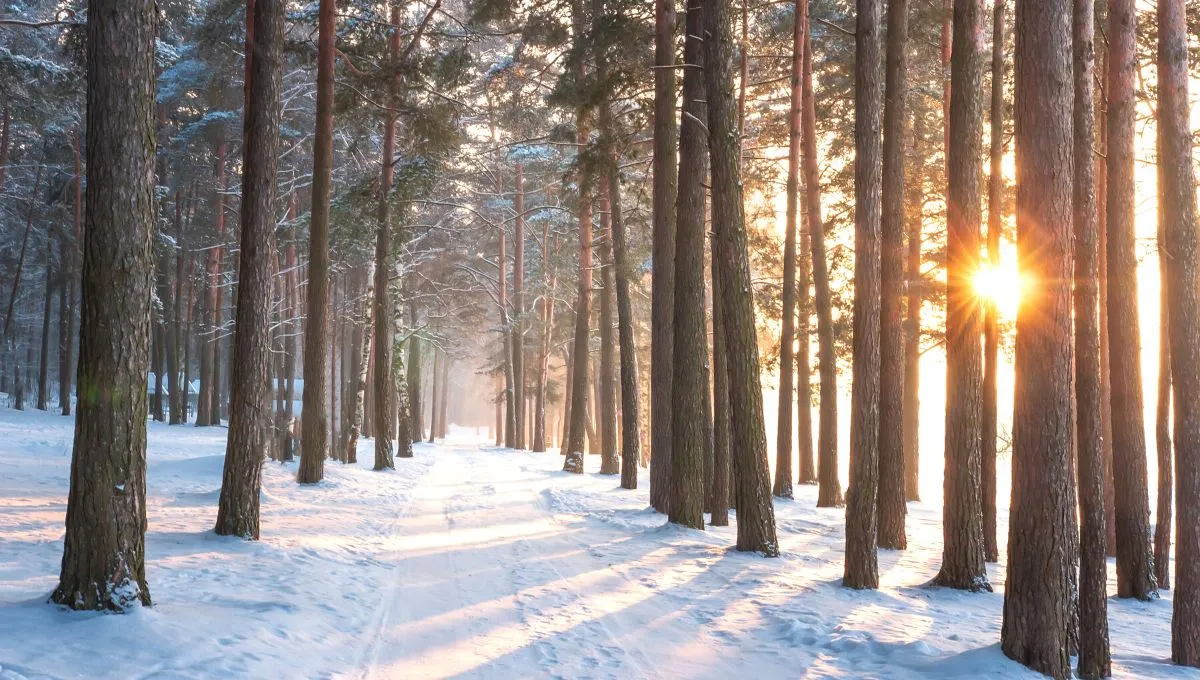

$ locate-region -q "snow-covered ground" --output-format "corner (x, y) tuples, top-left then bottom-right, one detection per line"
(0, 408), (1194, 679)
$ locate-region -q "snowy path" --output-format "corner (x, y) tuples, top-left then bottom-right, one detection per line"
(0, 409), (1195, 679)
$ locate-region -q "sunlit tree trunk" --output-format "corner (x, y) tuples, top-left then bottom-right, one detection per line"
(1105, 0), (1157, 600)
(1158, 0), (1200, 664)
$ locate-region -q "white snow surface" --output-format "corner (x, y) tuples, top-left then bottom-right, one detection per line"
(0, 408), (1194, 679)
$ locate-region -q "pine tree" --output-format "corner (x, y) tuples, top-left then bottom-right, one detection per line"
(934, 0), (989, 592)
(706, 0), (778, 556)
(1001, 0), (1074, 674)
(215, 0), (284, 539)
(52, 0), (156, 611)
(1105, 0), (1157, 600)
(297, 0), (336, 483)
(1158, 0), (1200, 664)
(1073, 0), (1111, 674)
(876, 0), (910, 552)
(669, 0), (709, 529)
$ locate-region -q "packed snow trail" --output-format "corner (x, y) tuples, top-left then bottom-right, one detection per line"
(0, 410), (1193, 679)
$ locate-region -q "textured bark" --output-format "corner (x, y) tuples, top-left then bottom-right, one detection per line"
(1105, 0), (1157, 600)
(802, 17), (842, 509)
(52, 0), (156, 610)
(1096, 40), (1116, 554)
(60, 131), (82, 417)
(844, 0), (884, 590)
(934, 0), (989, 593)
(710, 225), (731, 526)
(428, 349), (441, 443)
(297, 0), (335, 483)
(669, 0), (709, 529)
(1158, 0), (1200, 664)
(876, 0), (909, 552)
(705, 0), (779, 556)
(534, 225), (557, 453)
(650, 0), (678, 513)
(1072, 1), (1112, 674)
(167, 190), (185, 425)
(981, 0), (1004, 564)
(391, 283), (413, 461)
(903, 108), (924, 502)
(774, 0), (803, 501)
(497, 162), (515, 450)
(598, 178), (618, 474)
(215, 0), (282, 539)
(207, 138), (228, 426)
(1001, 2), (1074, 675)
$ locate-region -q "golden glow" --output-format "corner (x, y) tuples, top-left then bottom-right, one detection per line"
(973, 261), (1024, 320)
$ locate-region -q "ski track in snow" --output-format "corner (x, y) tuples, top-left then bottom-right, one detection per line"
(0, 407), (1195, 679)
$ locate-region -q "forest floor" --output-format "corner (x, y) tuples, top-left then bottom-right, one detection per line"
(0, 407), (1194, 679)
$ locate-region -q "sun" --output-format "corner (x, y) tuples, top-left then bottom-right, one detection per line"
(973, 261), (1024, 320)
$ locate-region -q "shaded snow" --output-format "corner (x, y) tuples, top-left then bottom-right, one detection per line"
(0, 409), (1194, 679)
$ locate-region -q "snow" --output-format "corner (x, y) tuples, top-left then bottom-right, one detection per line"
(0, 409), (1194, 679)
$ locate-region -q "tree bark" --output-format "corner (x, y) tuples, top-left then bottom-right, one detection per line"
(650, 0), (678, 513)
(512, 163), (526, 450)
(876, 0), (909, 552)
(1155, 169), (1172, 591)
(603, 155), (641, 488)
(428, 348), (441, 443)
(408, 307), (422, 442)
(844, 0), (884, 590)
(1072, 1), (1112, 674)
(1158, 0), (1200, 664)
(562, 100), (593, 468)
(1096, 35), (1117, 555)
(903, 95), (924, 503)
(297, 0), (335, 483)
(981, 0), (1005, 564)
(37, 243), (52, 411)
(710, 219), (731, 526)
(1105, 0), (1157, 600)
(706, 0), (779, 555)
(60, 131), (83, 417)
(934, 0), (990, 593)
(346, 264), (374, 462)
(51, 0), (156, 610)
(802, 15), (842, 509)
(215, 0), (282, 539)
(669, 0), (709, 528)
(1001, 1), (1075, 674)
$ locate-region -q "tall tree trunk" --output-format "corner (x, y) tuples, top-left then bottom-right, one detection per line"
(215, 0), (282, 538)
(37, 243), (52, 411)
(408, 308), (422, 442)
(706, 0), (779, 555)
(650, 0), (678, 512)
(844, 0), (884, 590)
(1105, 0), (1157, 600)
(428, 348), (441, 443)
(209, 138), (228, 425)
(710, 219), (731, 526)
(562, 99), (593, 469)
(51, 0), (156, 610)
(903, 107), (923, 502)
(297, 0), (335, 483)
(598, 176), (618, 474)
(346, 264), (374, 462)
(1156, 166), (1173, 591)
(774, 0), (803, 500)
(1158, 0), (1200, 664)
(1001, 0), (1074, 674)
(391, 282), (413, 460)
(607, 168), (641, 488)
(512, 163), (526, 450)
(1072, 1), (1112, 675)
(438, 354), (449, 438)
(167, 190), (184, 424)
(534, 226), (557, 453)
(1096, 35), (1117, 556)
(876, 0), (909, 552)
(934, 0), (990, 592)
(803, 14), (842, 509)
(61, 131), (83, 417)
(669, 0), (710, 528)
(981, 0), (1005, 564)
